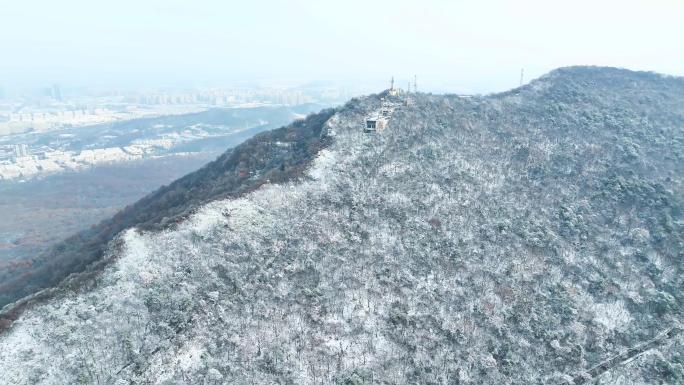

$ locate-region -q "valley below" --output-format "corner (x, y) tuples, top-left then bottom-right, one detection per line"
(0, 104), (324, 306)
(0, 154), (213, 263)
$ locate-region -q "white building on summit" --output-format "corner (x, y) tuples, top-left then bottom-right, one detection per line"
(388, 76), (399, 96)
(363, 77), (404, 132)
(364, 94), (399, 133)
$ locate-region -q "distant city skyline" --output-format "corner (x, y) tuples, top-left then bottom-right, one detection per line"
(2, 0), (683, 94)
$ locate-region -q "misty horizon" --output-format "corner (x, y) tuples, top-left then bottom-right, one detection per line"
(2, 0), (683, 94)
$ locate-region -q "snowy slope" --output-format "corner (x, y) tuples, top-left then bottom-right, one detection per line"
(1, 67), (683, 384)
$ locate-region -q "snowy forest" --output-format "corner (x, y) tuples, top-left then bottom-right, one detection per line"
(0, 66), (682, 384)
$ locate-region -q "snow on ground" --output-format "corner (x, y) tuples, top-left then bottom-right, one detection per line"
(0, 81), (681, 384)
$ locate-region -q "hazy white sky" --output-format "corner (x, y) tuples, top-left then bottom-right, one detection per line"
(1, 0), (682, 93)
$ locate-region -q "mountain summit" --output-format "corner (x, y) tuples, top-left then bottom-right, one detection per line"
(1, 67), (683, 384)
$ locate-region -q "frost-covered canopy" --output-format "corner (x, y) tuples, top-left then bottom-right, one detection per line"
(1, 67), (683, 384)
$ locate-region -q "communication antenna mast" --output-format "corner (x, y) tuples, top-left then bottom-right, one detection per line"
(414, 75), (417, 93)
(519, 68), (524, 87)
(407, 82), (411, 93)
(390, 76), (395, 91)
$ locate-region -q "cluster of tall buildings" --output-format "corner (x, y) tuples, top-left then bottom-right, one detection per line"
(13, 144), (29, 159)
(44, 84), (62, 101)
(123, 88), (314, 107)
(0, 144), (31, 164)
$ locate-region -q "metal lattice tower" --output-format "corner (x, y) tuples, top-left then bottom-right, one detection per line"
(519, 68), (524, 87)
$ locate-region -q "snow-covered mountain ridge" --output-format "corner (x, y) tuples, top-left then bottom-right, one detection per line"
(1, 66), (683, 384)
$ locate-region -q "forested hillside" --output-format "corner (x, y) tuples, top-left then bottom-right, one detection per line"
(0, 67), (682, 384)
(0, 108), (334, 317)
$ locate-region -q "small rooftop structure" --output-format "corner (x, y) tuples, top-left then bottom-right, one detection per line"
(363, 92), (398, 133)
(364, 115), (388, 132)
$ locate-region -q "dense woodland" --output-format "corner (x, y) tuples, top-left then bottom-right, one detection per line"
(0, 67), (682, 384)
